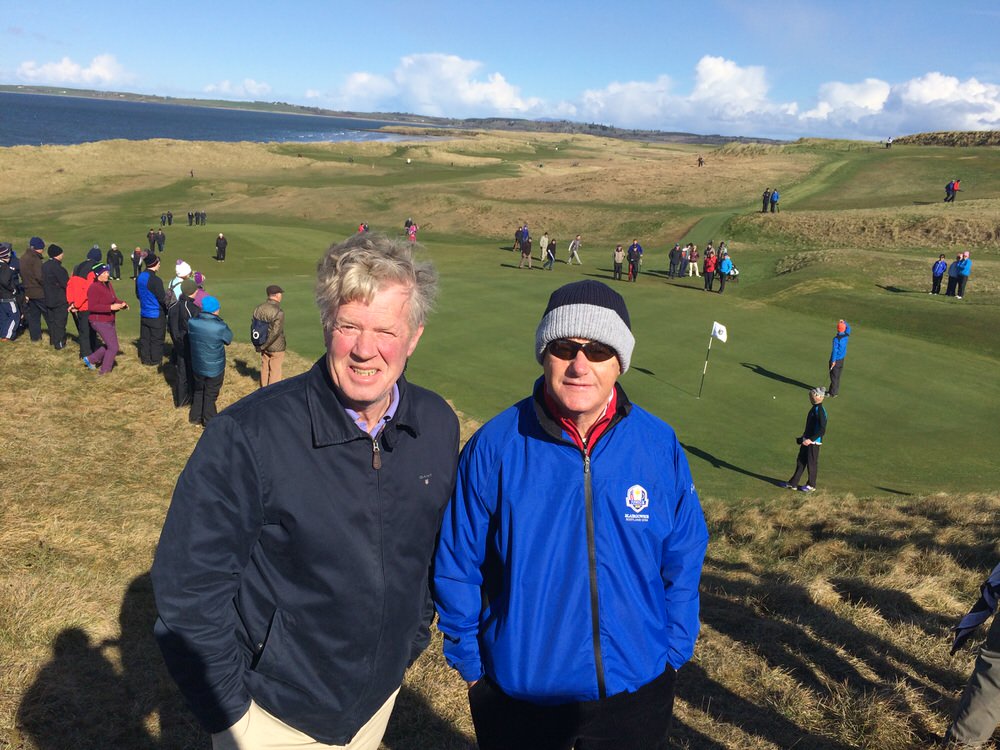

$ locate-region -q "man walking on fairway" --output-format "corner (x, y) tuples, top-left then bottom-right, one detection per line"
(434, 279), (708, 750)
(152, 233), (459, 750)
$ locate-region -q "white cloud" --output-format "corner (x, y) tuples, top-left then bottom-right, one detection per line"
(304, 89), (322, 100)
(16, 54), (130, 86)
(204, 78), (272, 99)
(802, 79), (891, 121)
(328, 53), (542, 117)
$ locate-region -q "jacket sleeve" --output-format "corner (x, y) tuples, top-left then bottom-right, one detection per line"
(151, 415), (264, 732)
(263, 309), (284, 350)
(433, 434), (496, 682)
(660, 440), (709, 669)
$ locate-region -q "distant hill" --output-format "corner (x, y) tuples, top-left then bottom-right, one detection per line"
(893, 131), (1000, 147)
(0, 84), (782, 146)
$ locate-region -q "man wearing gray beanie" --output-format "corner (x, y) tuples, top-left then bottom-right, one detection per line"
(434, 279), (708, 750)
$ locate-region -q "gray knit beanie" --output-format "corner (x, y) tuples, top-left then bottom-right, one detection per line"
(535, 280), (635, 373)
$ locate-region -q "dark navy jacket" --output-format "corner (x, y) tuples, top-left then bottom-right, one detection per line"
(151, 361), (459, 744)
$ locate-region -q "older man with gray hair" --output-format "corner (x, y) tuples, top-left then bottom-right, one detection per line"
(152, 232), (459, 749)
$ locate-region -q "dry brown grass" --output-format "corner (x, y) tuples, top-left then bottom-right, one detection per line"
(2, 336), (996, 749)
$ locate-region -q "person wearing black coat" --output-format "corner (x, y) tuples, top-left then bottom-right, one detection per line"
(42, 245), (69, 349)
(167, 280), (199, 407)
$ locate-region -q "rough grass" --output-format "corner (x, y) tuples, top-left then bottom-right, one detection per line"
(1, 341), (997, 749)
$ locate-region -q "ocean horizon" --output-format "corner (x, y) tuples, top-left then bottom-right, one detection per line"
(0, 91), (419, 147)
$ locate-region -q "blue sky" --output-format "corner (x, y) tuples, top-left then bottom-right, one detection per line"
(4, 1), (1000, 140)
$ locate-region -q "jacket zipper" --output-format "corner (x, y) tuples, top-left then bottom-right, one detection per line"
(582, 449), (606, 699)
(371, 437), (382, 470)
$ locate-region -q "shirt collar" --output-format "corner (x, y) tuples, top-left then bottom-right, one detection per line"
(343, 383), (400, 437)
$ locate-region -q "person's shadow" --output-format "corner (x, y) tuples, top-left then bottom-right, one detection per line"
(232, 357), (261, 383)
(17, 573), (203, 750)
(741, 362), (814, 390)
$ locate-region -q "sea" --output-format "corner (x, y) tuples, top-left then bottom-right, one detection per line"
(0, 91), (421, 147)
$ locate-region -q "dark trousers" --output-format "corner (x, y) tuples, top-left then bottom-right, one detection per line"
(470, 668), (676, 750)
(829, 359), (844, 396)
(628, 261), (638, 281)
(668, 261), (678, 278)
(72, 310), (96, 357)
(718, 273), (728, 293)
(946, 276), (958, 296)
(790, 443), (820, 487)
(216, 245), (226, 261)
(613, 262), (622, 281)
(931, 275), (943, 294)
(48, 305), (68, 348)
(131, 258), (141, 278)
(26, 298), (49, 341)
(190, 371), (224, 425)
(704, 271), (715, 291)
(139, 316), (166, 365)
(173, 349), (194, 407)
(958, 276), (969, 297)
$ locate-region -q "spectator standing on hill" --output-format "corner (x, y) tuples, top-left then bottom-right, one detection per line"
(167, 210), (173, 226)
(160, 213), (167, 227)
(627, 239), (642, 281)
(668, 243), (681, 278)
(42, 245), (69, 350)
(201, 210), (207, 225)
(944, 563), (1000, 748)
(66, 246), (102, 360)
(167, 279), (199, 407)
(679, 244), (690, 277)
(946, 253), (962, 297)
(568, 234), (583, 265)
(612, 244), (625, 281)
(828, 319), (851, 397)
(718, 252), (734, 294)
(512, 225), (522, 254)
(433, 279), (709, 750)
(762, 188), (771, 213)
(185, 295), (232, 426)
(147, 228), (157, 253)
(107, 243), (124, 281)
(703, 250), (717, 292)
(770, 188), (780, 213)
(406, 222), (418, 243)
(956, 251), (972, 299)
(21, 237), (48, 342)
(930, 254), (947, 295)
(187, 211), (194, 226)
(156, 229), (166, 254)
(253, 285), (286, 388)
(214, 233), (227, 262)
(152, 233), (459, 750)
(130, 246), (144, 279)
(539, 231), (549, 263)
(170, 260), (192, 300)
(0, 244), (18, 341)
(84, 264), (128, 375)
(780, 387), (828, 493)
(136, 254), (168, 366)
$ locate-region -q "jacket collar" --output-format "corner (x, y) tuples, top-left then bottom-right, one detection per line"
(531, 375), (631, 446)
(305, 357), (419, 448)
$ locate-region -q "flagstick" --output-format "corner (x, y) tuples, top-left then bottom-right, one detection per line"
(697, 336), (714, 398)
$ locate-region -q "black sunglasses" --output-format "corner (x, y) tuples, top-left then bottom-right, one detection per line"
(547, 339), (617, 363)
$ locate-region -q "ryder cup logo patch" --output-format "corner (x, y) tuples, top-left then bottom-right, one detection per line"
(624, 485), (650, 522)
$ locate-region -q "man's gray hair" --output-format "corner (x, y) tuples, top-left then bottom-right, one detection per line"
(315, 232), (437, 334)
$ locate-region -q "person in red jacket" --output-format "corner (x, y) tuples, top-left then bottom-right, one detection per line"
(84, 264), (128, 374)
(703, 249), (718, 292)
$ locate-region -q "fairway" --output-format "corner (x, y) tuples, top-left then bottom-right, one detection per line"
(3, 130), (1000, 750)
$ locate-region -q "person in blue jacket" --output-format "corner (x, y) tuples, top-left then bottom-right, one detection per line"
(434, 279), (709, 750)
(770, 187), (780, 212)
(930, 253), (947, 295)
(828, 319), (850, 397)
(956, 250), (972, 299)
(185, 295), (232, 426)
(717, 251), (734, 294)
(135, 253), (168, 365)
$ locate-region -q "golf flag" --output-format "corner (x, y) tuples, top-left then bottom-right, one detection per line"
(699, 321), (728, 398)
(711, 321), (728, 343)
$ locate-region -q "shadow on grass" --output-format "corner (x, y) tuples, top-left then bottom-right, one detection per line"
(631, 366), (697, 398)
(877, 284), (911, 294)
(741, 362), (814, 390)
(383, 689), (475, 750)
(233, 357), (261, 383)
(18, 573), (202, 750)
(682, 443), (784, 486)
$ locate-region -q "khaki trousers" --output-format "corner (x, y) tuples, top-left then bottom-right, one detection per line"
(212, 689), (399, 750)
(260, 350), (285, 388)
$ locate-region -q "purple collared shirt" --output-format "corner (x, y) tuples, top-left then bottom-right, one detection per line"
(343, 383), (400, 437)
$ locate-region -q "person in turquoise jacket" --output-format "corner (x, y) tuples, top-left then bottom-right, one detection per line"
(186, 295), (232, 425)
(434, 280), (708, 750)
(956, 251), (972, 298)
